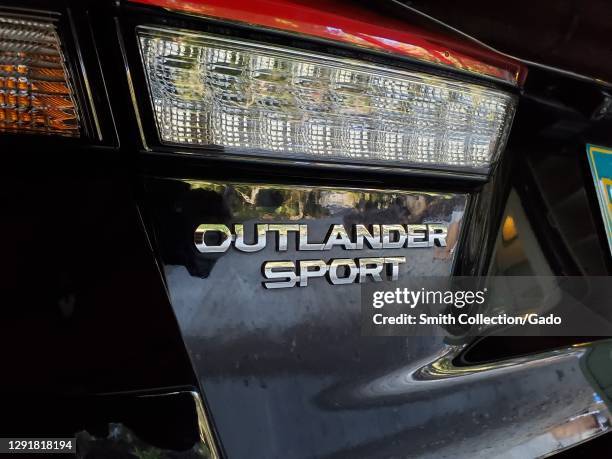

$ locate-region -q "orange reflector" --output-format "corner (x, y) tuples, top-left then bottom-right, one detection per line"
(502, 215), (518, 242)
(0, 14), (79, 137)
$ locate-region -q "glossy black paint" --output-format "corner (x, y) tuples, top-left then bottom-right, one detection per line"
(0, 0), (611, 456)
(137, 67), (612, 458)
(0, 153), (195, 394)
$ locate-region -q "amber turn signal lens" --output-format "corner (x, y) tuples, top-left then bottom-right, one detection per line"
(0, 14), (79, 137)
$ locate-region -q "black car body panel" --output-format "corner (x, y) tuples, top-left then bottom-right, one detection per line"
(0, 0), (611, 457)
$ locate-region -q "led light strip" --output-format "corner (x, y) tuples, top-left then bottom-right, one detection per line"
(138, 26), (516, 172)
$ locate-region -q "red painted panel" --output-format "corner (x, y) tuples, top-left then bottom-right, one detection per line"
(129, 0), (526, 86)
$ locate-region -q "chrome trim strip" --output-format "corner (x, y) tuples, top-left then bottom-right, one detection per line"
(190, 390), (221, 459)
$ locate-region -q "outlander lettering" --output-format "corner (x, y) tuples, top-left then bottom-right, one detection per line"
(194, 224), (448, 288)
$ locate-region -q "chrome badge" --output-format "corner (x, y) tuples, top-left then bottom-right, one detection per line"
(194, 223), (448, 289)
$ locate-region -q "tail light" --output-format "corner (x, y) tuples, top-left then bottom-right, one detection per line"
(128, 0), (525, 176)
(137, 26), (516, 172)
(0, 13), (79, 137)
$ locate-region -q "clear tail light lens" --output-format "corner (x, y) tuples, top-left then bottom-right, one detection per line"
(0, 14), (79, 137)
(138, 26), (516, 172)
